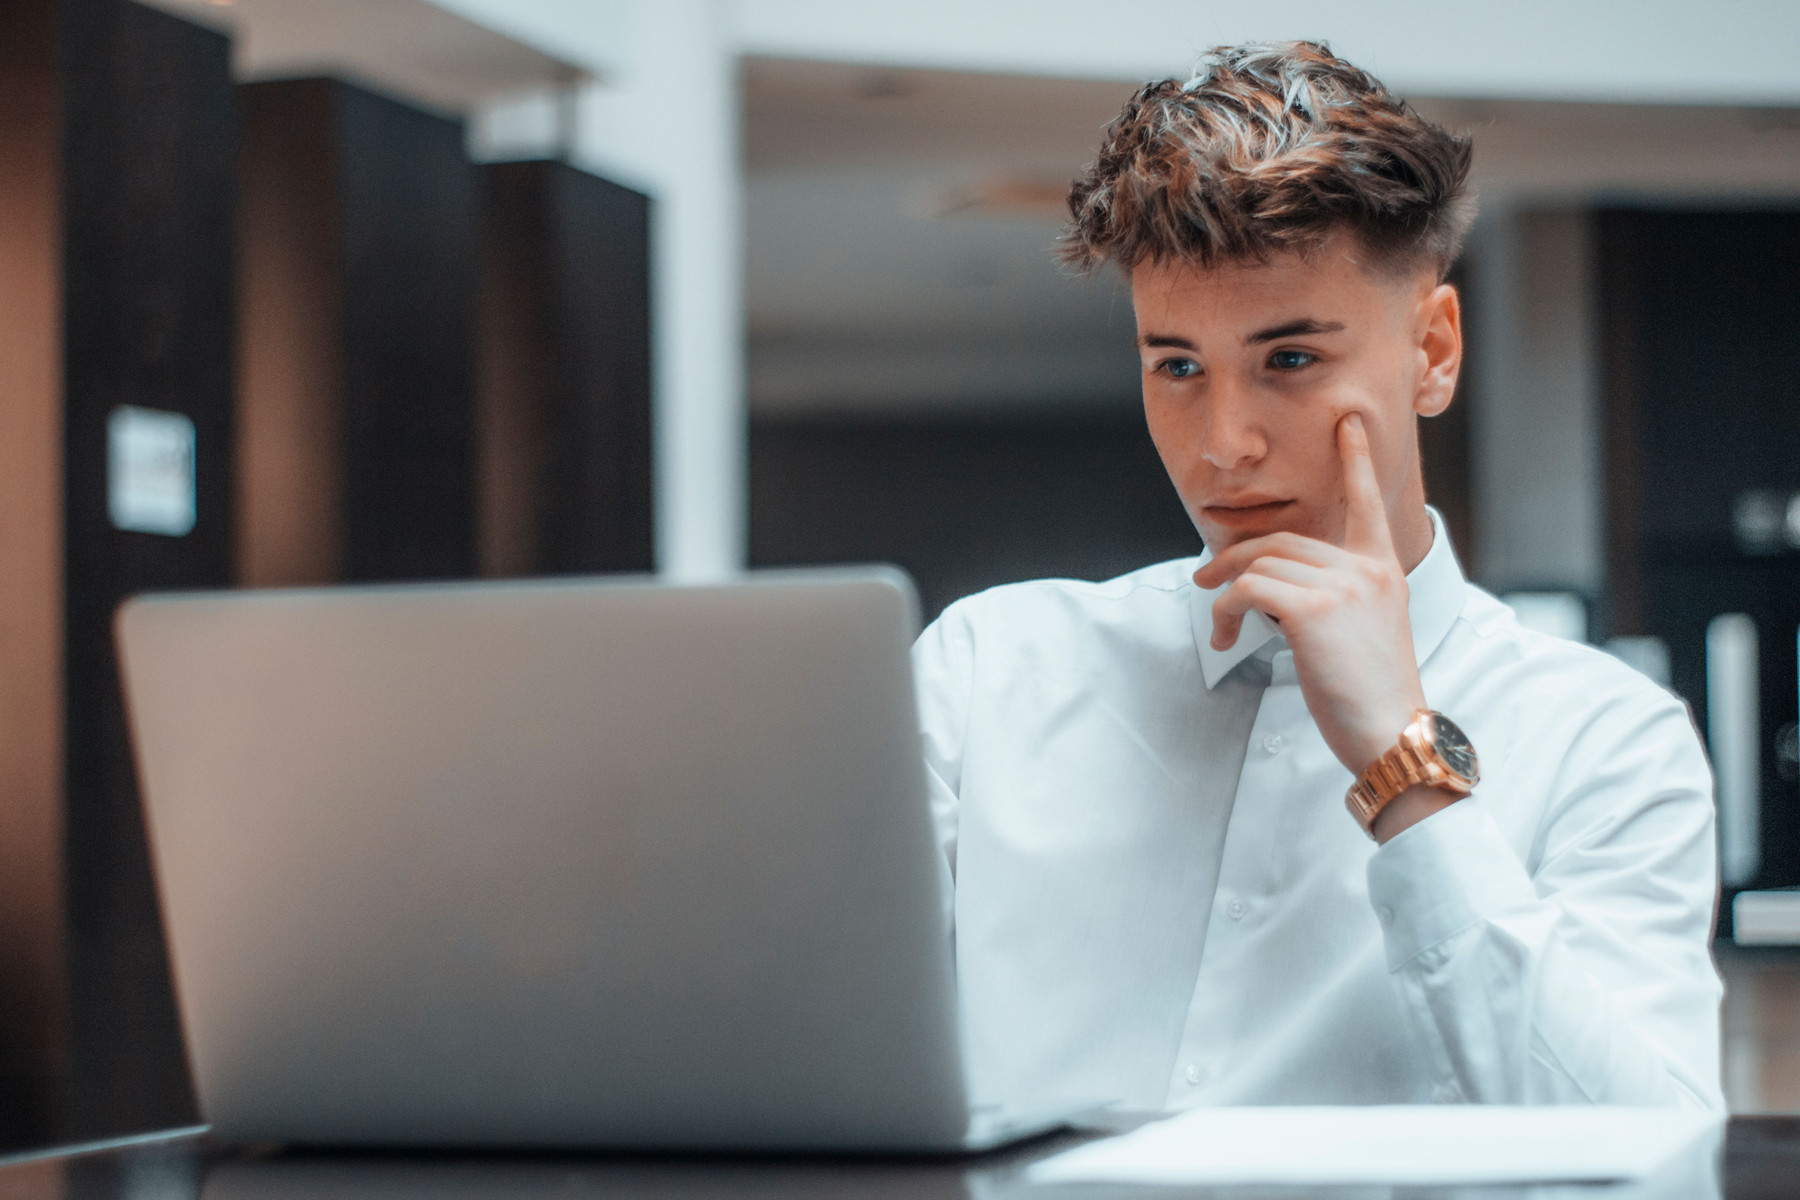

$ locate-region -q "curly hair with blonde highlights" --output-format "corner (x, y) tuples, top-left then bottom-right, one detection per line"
(1063, 41), (1475, 280)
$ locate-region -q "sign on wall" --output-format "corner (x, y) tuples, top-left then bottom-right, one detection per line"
(107, 406), (196, 537)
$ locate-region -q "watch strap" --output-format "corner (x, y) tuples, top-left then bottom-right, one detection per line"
(1345, 709), (1473, 837)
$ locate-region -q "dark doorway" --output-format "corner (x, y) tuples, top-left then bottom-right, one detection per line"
(1600, 209), (1800, 914)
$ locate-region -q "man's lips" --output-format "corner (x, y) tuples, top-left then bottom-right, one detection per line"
(1202, 499), (1294, 524)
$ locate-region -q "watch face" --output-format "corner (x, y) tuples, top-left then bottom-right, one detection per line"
(1431, 713), (1480, 785)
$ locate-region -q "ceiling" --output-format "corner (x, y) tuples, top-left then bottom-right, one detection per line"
(142, 0), (584, 114)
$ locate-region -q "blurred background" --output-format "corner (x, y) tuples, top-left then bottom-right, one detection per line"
(2, 0), (1798, 1153)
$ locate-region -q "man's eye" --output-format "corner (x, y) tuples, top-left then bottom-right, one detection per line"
(1160, 357), (1201, 379)
(1268, 349), (1317, 371)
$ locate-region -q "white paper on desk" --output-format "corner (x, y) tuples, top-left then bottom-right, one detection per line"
(1028, 1106), (1721, 1187)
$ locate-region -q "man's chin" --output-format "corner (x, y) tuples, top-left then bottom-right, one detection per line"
(1196, 501), (1320, 549)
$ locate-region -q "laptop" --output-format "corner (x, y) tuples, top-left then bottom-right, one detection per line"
(117, 567), (1083, 1152)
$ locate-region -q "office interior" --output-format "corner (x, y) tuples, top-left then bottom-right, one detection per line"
(0, 0), (1798, 1157)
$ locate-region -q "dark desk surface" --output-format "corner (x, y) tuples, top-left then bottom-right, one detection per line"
(2, 1117), (1795, 1200)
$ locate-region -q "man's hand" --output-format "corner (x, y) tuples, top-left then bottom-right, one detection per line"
(1192, 415), (1437, 809)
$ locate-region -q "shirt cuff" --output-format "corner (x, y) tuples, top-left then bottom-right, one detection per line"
(1366, 799), (1538, 971)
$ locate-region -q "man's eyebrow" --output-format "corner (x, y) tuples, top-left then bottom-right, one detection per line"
(1244, 318), (1347, 345)
(1137, 333), (1197, 350)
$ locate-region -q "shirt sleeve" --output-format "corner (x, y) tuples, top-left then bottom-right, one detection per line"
(913, 602), (976, 892)
(1366, 691), (1725, 1110)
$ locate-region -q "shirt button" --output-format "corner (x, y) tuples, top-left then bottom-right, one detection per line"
(1261, 733), (1284, 755)
(1377, 905), (1395, 928)
(1227, 899), (1247, 921)
(1185, 1064), (1205, 1085)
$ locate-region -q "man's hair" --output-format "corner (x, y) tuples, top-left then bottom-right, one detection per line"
(1063, 41), (1475, 281)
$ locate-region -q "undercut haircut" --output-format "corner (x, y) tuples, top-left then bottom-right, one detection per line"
(1063, 41), (1475, 281)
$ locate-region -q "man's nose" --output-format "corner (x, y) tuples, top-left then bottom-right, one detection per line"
(1200, 380), (1266, 471)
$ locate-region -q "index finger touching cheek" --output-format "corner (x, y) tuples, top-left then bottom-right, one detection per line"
(1337, 412), (1394, 556)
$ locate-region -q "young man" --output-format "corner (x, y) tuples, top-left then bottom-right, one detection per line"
(914, 42), (1722, 1112)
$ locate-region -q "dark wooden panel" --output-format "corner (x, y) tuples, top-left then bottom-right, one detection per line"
(479, 160), (653, 577)
(60, 0), (233, 1138)
(750, 411), (1198, 622)
(236, 77), (479, 585)
(236, 79), (343, 587)
(333, 82), (478, 582)
(536, 163), (653, 574)
(0, 0), (70, 1153)
(477, 164), (552, 576)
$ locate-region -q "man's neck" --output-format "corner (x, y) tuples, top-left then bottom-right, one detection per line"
(1388, 495), (1435, 576)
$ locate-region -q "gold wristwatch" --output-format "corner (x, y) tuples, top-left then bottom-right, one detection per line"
(1345, 708), (1480, 838)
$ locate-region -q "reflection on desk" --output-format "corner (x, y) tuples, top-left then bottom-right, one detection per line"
(3, 1118), (1796, 1200)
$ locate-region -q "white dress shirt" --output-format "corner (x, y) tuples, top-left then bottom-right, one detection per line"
(913, 511), (1723, 1112)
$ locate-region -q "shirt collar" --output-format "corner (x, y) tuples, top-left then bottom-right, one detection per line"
(1189, 506), (1468, 690)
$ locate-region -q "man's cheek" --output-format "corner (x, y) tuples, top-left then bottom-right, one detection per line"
(1146, 413), (1203, 484)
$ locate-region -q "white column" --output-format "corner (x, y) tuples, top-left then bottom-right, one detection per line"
(583, 1), (744, 580)
(1707, 613), (1763, 888)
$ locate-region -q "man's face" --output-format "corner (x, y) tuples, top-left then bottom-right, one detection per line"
(1131, 233), (1460, 556)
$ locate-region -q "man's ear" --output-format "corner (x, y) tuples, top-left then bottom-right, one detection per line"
(1413, 283), (1462, 418)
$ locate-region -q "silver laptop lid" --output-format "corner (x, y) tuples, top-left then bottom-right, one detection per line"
(118, 568), (969, 1150)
